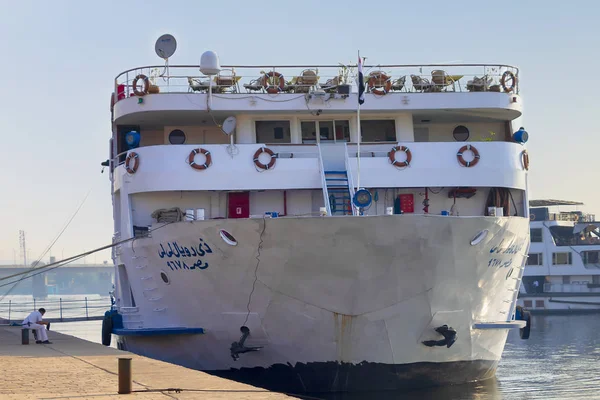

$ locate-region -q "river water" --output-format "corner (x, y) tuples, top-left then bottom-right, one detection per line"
(47, 314), (600, 399)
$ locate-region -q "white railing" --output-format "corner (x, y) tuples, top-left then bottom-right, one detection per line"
(0, 297), (110, 324)
(543, 283), (600, 293)
(113, 63), (520, 102)
(344, 144), (359, 216)
(317, 145), (332, 217)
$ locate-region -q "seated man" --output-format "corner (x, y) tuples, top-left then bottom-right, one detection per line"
(22, 308), (52, 344)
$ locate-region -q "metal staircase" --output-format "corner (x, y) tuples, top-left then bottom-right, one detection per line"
(318, 144), (356, 216)
(324, 171), (352, 215)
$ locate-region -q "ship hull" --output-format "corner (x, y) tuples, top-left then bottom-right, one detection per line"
(112, 215), (529, 393)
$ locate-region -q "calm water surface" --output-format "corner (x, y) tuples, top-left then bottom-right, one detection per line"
(52, 315), (600, 399)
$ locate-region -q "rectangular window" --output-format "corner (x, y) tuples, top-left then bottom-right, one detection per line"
(301, 120), (350, 143)
(523, 300), (533, 308)
(361, 120), (396, 142)
(552, 252), (573, 265)
(562, 275), (571, 284)
(535, 300), (545, 308)
(255, 121), (291, 143)
(527, 253), (543, 266)
(582, 251), (600, 264)
(593, 275), (600, 284)
(530, 228), (543, 243)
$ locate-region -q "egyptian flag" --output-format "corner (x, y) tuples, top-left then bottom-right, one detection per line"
(358, 56), (365, 105)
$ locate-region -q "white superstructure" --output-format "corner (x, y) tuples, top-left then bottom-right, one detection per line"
(518, 200), (600, 313)
(104, 47), (531, 393)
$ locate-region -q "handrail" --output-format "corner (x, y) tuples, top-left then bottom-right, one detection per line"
(317, 144), (332, 217)
(344, 144), (359, 216)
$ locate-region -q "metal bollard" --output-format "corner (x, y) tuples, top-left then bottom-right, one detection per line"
(21, 328), (29, 345)
(118, 357), (132, 394)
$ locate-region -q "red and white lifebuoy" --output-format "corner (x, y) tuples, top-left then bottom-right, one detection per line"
(500, 71), (517, 93)
(261, 72), (286, 94)
(388, 146), (412, 167)
(133, 74), (149, 96)
(125, 152), (139, 174)
(368, 72), (392, 95)
(457, 145), (480, 167)
(253, 147), (276, 170)
(188, 148), (212, 170)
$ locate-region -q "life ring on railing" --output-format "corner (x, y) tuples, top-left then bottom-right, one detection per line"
(500, 71), (517, 93)
(521, 150), (530, 170)
(133, 74), (150, 96)
(125, 152), (139, 174)
(388, 146), (412, 167)
(253, 147), (277, 170)
(188, 148), (212, 170)
(261, 72), (286, 94)
(457, 145), (480, 167)
(368, 72), (392, 95)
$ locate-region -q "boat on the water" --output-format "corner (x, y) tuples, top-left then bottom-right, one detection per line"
(518, 199), (600, 314)
(102, 36), (532, 393)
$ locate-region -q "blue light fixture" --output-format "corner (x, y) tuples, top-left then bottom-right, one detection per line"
(353, 189), (373, 209)
(513, 127), (528, 144)
(125, 131), (141, 149)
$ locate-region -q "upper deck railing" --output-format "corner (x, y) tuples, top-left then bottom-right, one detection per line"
(113, 64), (520, 102)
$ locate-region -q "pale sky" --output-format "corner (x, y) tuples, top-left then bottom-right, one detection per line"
(0, 0), (598, 264)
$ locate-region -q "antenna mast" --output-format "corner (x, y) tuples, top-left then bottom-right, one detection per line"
(19, 230), (27, 266)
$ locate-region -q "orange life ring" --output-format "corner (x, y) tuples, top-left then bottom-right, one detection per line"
(188, 148), (212, 170)
(521, 150), (529, 170)
(253, 147), (277, 170)
(388, 146), (412, 167)
(133, 74), (149, 96)
(368, 72), (392, 95)
(457, 145), (480, 167)
(125, 152), (139, 174)
(500, 71), (517, 93)
(261, 72), (285, 94)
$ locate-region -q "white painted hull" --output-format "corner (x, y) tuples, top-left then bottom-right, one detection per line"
(113, 215), (529, 392)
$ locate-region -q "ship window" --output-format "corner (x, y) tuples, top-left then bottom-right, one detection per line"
(530, 228), (543, 243)
(160, 271), (170, 285)
(169, 129), (186, 144)
(361, 120), (396, 142)
(255, 121), (291, 143)
(301, 120), (350, 143)
(523, 300), (533, 308)
(535, 300), (545, 308)
(582, 251), (600, 264)
(527, 253), (543, 266)
(552, 252), (573, 265)
(453, 125), (470, 141)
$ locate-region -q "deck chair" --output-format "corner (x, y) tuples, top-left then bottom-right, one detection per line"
(215, 68), (241, 93)
(466, 76), (492, 92)
(321, 76), (340, 93)
(243, 77), (264, 93)
(293, 69), (319, 93)
(391, 76), (406, 92)
(411, 75), (433, 92)
(188, 77), (210, 92)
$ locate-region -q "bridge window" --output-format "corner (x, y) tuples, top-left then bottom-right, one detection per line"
(361, 120), (396, 142)
(256, 121), (291, 143)
(301, 120), (350, 143)
(527, 253), (543, 266)
(552, 252), (572, 265)
(530, 228), (543, 242)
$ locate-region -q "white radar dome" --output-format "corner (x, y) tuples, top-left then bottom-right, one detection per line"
(200, 51), (221, 75)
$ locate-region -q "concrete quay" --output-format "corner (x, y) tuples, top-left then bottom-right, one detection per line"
(0, 326), (293, 399)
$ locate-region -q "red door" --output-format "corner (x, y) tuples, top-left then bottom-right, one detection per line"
(228, 192), (250, 218)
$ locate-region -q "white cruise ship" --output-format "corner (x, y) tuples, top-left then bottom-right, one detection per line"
(518, 200), (600, 314)
(102, 36), (532, 393)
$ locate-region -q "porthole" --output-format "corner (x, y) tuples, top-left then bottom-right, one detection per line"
(453, 125), (470, 142)
(160, 271), (170, 284)
(470, 229), (489, 246)
(169, 129), (186, 144)
(220, 230), (238, 246)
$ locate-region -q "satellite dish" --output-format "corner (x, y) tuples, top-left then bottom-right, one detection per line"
(155, 34), (177, 59)
(222, 116), (236, 135)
